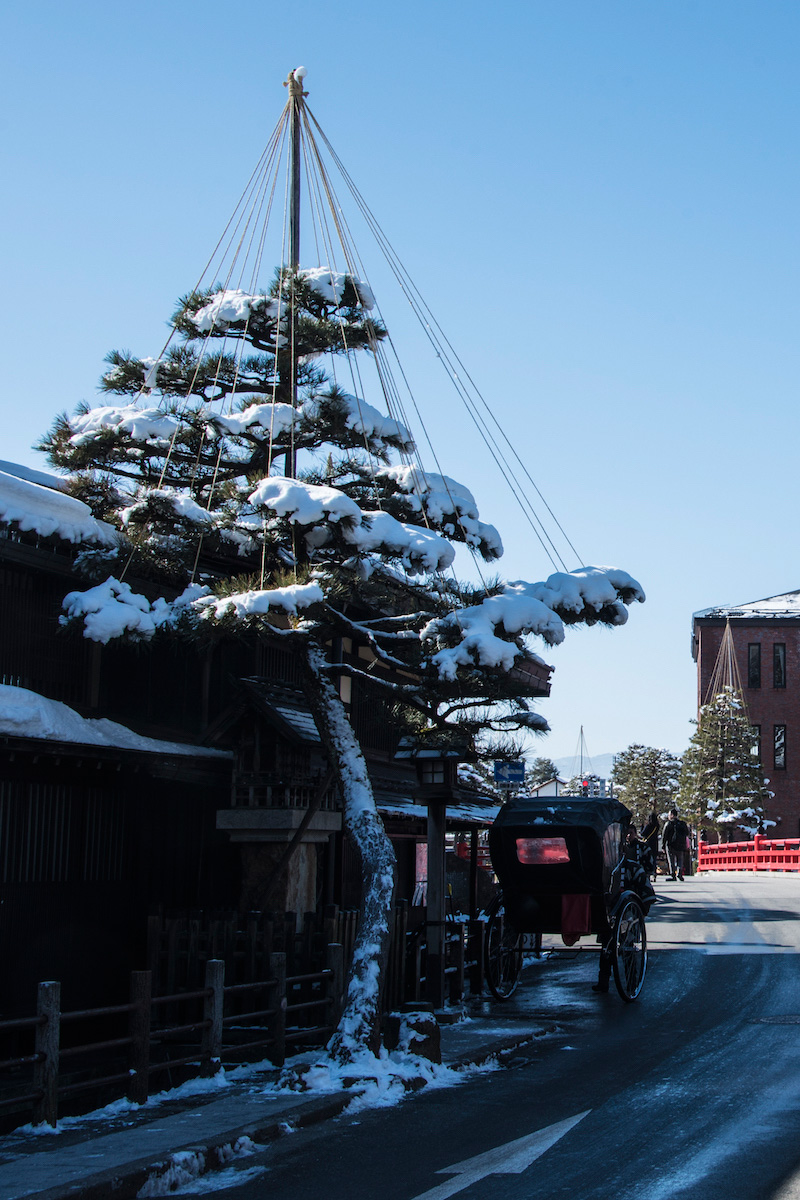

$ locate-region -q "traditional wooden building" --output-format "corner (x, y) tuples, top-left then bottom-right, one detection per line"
(0, 462), (551, 1013)
(692, 592), (800, 832)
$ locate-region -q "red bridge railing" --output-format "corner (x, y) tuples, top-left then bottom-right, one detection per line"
(698, 834), (800, 872)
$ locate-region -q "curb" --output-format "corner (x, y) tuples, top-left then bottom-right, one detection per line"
(33, 1093), (353, 1200)
(18, 1030), (552, 1200)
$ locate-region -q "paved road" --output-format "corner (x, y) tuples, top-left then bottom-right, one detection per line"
(187, 875), (800, 1199)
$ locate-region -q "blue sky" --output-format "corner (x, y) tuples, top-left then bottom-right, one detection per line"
(3, 2), (799, 762)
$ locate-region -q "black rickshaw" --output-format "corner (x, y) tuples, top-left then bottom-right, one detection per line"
(485, 795), (654, 1003)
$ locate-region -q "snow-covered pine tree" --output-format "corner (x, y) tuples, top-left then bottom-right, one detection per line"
(678, 686), (770, 840)
(40, 266), (644, 1061)
(611, 745), (681, 824)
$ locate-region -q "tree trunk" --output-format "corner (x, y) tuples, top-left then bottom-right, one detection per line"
(301, 638), (397, 1062)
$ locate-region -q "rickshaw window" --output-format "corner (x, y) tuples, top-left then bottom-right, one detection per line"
(516, 837), (570, 865)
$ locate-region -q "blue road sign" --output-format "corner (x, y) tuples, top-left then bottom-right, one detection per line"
(493, 761), (525, 784)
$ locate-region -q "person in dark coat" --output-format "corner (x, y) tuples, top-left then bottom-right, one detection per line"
(640, 810), (660, 880)
(662, 808), (691, 880)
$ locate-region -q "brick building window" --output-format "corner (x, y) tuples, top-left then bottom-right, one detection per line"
(774, 644), (786, 689)
(774, 725), (786, 770)
(751, 725), (761, 762)
(748, 644), (761, 688)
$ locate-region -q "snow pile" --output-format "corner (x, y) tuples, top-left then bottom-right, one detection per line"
(380, 465), (502, 555)
(62, 578), (208, 643)
(0, 685), (228, 758)
(301, 266), (375, 310)
(0, 469), (117, 546)
(69, 406), (178, 446)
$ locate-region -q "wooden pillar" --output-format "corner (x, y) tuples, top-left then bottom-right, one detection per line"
(426, 804), (446, 1009)
(469, 827), (479, 921)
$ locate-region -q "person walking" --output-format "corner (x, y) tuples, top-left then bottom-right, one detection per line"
(640, 810), (660, 880)
(662, 808), (691, 880)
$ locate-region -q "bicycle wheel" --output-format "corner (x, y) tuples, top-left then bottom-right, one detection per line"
(611, 897), (647, 1002)
(485, 899), (523, 1000)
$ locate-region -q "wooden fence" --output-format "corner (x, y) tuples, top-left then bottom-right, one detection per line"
(0, 905), (484, 1129)
(0, 948), (344, 1129)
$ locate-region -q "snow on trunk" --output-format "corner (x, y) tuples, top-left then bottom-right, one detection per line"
(301, 640), (397, 1062)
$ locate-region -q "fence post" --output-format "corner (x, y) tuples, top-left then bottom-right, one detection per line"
(127, 971), (152, 1104)
(33, 981), (60, 1127)
(326, 942), (344, 1029)
(270, 952), (286, 1067)
(201, 959), (224, 1076)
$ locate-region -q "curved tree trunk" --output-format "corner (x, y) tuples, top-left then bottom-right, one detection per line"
(301, 638), (397, 1063)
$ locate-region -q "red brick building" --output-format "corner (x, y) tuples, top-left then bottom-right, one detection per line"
(692, 592), (800, 833)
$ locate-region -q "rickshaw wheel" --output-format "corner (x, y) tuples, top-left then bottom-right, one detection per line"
(485, 897), (524, 1000)
(611, 896), (647, 1002)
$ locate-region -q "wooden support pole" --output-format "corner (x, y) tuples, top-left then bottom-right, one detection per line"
(127, 971), (152, 1104)
(270, 952), (287, 1067)
(33, 981), (60, 1128)
(326, 942), (344, 1029)
(426, 804), (447, 1009)
(201, 959), (224, 1076)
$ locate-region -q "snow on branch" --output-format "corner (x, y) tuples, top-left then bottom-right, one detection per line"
(190, 290), (281, 333)
(209, 401), (296, 438)
(301, 267), (375, 310)
(306, 392), (414, 453)
(345, 511), (454, 572)
(62, 573), (324, 643)
(248, 478), (453, 572)
(193, 581), (324, 622)
(423, 566), (645, 681)
(68, 405), (179, 446)
(250, 476), (362, 526)
(120, 489), (216, 528)
(0, 469), (118, 547)
(378, 465), (502, 556)
(506, 567), (645, 623)
(61, 578), (208, 643)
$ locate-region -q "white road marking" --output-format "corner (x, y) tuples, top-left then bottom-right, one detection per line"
(409, 1111), (590, 1200)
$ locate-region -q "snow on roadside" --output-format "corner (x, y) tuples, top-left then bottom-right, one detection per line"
(137, 1138), (265, 1197)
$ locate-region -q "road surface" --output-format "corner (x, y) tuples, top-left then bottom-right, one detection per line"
(189, 874), (800, 1199)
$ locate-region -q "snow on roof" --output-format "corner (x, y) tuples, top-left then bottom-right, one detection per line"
(0, 685), (230, 758)
(0, 468), (118, 547)
(694, 591), (800, 620)
(0, 460), (70, 492)
(378, 799), (500, 824)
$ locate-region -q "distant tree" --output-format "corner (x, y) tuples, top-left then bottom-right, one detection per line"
(611, 745), (681, 825)
(678, 687), (770, 840)
(563, 772), (605, 798)
(527, 756), (559, 787)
